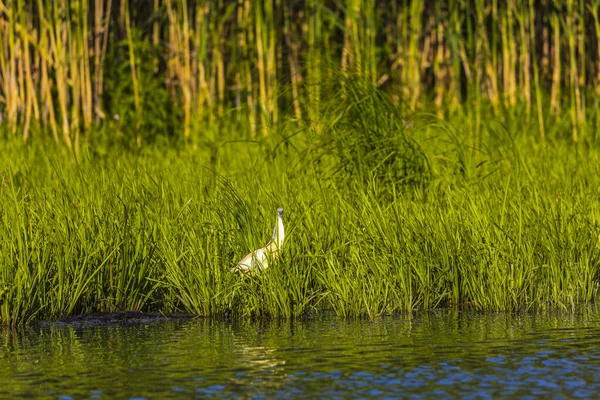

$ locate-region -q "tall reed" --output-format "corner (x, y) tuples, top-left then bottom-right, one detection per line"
(1, 1), (600, 148)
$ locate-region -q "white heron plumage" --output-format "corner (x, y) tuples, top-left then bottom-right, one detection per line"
(232, 207), (285, 274)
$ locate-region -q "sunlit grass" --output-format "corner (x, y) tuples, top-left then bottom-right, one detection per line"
(1, 83), (599, 326)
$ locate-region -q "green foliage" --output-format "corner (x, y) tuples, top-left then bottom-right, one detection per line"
(315, 74), (430, 197)
(102, 28), (182, 146)
(1, 82), (599, 326)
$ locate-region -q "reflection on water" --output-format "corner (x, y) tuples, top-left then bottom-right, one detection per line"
(2, 309), (600, 398)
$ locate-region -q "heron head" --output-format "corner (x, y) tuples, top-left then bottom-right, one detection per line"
(277, 207), (284, 216)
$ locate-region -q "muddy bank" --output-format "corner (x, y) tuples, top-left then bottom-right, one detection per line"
(38, 311), (195, 328)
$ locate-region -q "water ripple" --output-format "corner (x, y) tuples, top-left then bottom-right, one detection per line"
(2, 308), (600, 398)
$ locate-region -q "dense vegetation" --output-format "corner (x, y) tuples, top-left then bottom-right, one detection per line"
(1, 0), (600, 146)
(1, 1), (600, 325)
(1, 78), (599, 325)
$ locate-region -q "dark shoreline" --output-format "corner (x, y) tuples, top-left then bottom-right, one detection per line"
(37, 311), (196, 328)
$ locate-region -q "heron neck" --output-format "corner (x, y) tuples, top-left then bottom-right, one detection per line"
(271, 215), (284, 248)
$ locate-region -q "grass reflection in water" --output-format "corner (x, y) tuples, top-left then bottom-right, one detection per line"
(2, 309), (600, 398)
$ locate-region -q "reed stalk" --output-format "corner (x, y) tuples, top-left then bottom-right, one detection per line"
(592, 1), (600, 96)
(123, 0), (141, 144)
(529, 0), (546, 142)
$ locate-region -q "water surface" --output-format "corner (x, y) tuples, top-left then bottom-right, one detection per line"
(2, 309), (600, 398)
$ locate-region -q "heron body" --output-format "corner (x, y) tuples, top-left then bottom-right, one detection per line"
(233, 207), (285, 274)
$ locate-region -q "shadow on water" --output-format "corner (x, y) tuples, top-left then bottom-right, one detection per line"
(2, 308), (600, 398)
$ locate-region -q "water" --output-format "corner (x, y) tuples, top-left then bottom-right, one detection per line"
(2, 309), (600, 399)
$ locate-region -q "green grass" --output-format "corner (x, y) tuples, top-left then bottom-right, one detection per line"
(1, 81), (599, 326)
